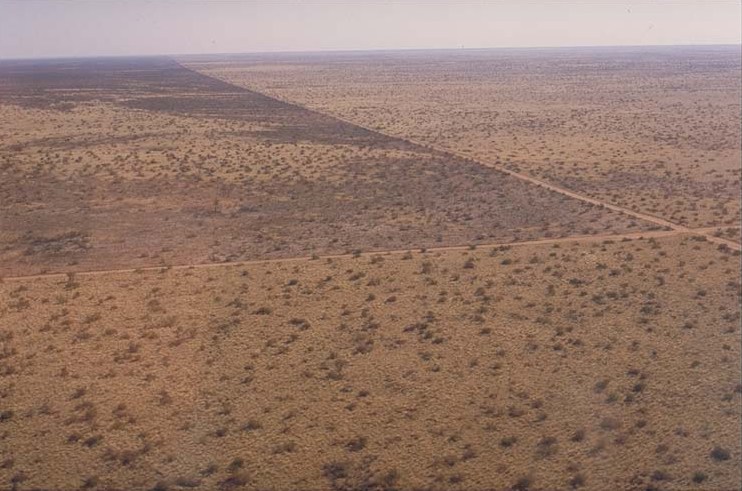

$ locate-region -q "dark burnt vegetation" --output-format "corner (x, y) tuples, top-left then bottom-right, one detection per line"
(0, 51), (739, 491)
(0, 57), (647, 276)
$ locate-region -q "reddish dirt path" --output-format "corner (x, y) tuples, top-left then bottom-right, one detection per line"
(3, 227), (734, 282)
(4, 65), (738, 283)
(196, 63), (739, 252)
(324, 121), (741, 252)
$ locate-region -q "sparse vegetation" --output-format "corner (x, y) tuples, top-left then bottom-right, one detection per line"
(0, 49), (739, 490)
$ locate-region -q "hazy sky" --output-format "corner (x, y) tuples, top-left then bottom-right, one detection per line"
(1, 1), (740, 59)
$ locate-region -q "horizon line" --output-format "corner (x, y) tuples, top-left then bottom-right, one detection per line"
(1, 42), (740, 62)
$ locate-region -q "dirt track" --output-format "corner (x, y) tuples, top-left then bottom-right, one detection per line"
(3, 227), (735, 282)
(3, 61), (738, 283)
(181, 61), (740, 253)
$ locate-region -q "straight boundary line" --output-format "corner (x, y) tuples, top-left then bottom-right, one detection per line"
(175, 60), (741, 253)
(3, 227), (737, 282)
(3, 61), (739, 282)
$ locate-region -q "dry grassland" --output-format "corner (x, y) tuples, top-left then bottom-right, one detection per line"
(0, 58), (647, 277)
(184, 46), (741, 230)
(0, 51), (740, 491)
(1, 235), (740, 490)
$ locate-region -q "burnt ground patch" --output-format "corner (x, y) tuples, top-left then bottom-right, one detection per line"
(1, 151), (649, 276)
(0, 57), (652, 275)
(0, 57), (407, 148)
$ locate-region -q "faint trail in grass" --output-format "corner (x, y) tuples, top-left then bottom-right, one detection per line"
(180, 60), (740, 252)
(3, 227), (736, 282)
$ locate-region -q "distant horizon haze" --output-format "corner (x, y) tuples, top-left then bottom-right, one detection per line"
(1, 1), (741, 60)
(0, 43), (739, 63)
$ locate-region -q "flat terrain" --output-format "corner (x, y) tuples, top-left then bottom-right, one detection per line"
(0, 49), (740, 491)
(0, 57), (647, 277)
(1, 235), (740, 490)
(184, 46), (742, 231)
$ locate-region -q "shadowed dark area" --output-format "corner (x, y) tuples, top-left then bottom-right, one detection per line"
(0, 56), (408, 147)
(0, 56), (649, 276)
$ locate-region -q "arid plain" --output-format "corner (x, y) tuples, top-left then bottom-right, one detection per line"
(0, 46), (740, 490)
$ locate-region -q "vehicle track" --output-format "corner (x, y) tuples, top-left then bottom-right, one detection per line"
(3, 63), (738, 283)
(3, 227), (734, 282)
(185, 62), (740, 252)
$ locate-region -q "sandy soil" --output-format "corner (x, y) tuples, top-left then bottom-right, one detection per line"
(183, 46), (742, 230)
(0, 58), (648, 277)
(1, 235), (739, 490)
(0, 50), (740, 491)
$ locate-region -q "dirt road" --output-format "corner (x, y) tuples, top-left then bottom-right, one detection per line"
(4, 227), (734, 282)
(188, 62), (739, 252)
